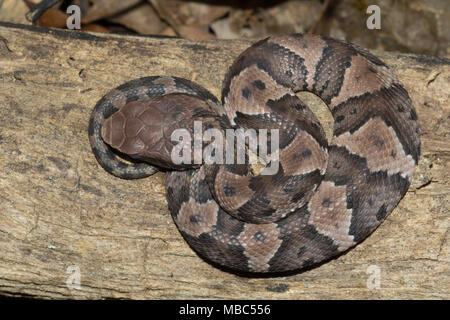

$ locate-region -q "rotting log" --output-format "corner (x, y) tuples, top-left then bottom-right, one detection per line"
(0, 22), (448, 299)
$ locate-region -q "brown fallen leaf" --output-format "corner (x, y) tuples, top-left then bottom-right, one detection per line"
(177, 25), (216, 40)
(0, 0), (30, 24)
(148, 0), (230, 39)
(24, 0), (110, 32)
(23, 0), (67, 28)
(78, 0), (141, 24)
(81, 23), (110, 33)
(210, 1), (329, 39)
(108, 2), (168, 35)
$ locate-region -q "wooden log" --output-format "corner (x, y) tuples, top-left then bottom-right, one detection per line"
(0, 22), (448, 299)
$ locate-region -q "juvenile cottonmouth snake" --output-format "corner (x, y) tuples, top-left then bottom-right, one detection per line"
(89, 34), (420, 273)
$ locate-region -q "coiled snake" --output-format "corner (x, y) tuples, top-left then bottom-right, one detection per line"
(89, 34), (420, 273)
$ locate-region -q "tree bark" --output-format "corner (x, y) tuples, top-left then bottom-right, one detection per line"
(0, 22), (448, 299)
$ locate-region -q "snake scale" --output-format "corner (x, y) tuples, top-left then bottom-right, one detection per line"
(89, 34), (420, 274)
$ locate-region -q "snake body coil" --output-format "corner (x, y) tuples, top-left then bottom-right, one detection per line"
(89, 34), (420, 273)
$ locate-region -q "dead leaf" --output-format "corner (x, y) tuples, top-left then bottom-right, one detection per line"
(24, 0), (68, 28)
(109, 2), (168, 35)
(78, 0), (141, 23)
(148, 0), (229, 39)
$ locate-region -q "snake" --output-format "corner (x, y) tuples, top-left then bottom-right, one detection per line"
(88, 34), (420, 273)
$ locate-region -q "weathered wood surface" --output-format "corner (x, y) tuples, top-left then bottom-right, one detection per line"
(0, 22), (448, 299)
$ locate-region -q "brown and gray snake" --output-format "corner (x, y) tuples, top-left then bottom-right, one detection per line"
(89, 34), (420, 274)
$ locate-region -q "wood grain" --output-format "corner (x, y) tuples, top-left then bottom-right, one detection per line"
(0, 22), (448, 299)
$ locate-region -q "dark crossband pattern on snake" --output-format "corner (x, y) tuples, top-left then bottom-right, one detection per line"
(89, 34), (420, 273)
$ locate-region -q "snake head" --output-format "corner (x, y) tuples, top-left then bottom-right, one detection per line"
(101, 93), (213, 169)
(101, 100), (156, 155)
